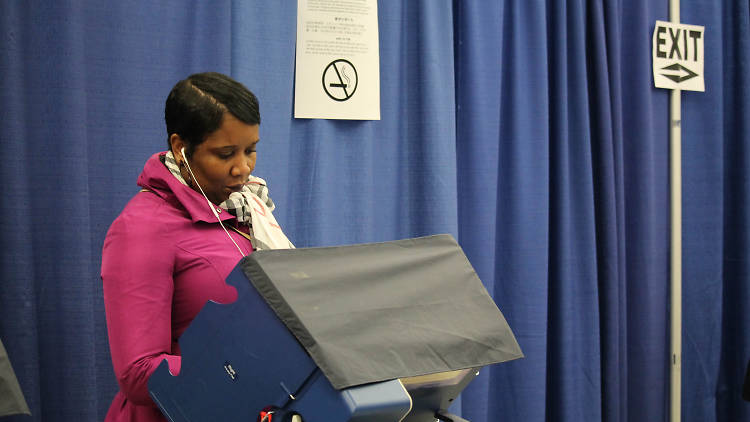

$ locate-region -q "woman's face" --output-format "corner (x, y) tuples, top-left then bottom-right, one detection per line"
(172, 113), (259, 205)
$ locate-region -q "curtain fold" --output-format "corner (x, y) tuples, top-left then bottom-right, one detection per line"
(0, 1), (748, 421)
(586, 2), (628, 421)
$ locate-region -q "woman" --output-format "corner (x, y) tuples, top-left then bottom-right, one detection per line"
(101, 72), (293, 421)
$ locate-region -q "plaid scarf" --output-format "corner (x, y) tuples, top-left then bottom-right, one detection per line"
(163, 151), (293, 250)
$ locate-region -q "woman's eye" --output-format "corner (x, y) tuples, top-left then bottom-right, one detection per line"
(218, 152), (233, 159)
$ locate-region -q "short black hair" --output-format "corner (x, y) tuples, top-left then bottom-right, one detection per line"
(165, 72), (260, 154)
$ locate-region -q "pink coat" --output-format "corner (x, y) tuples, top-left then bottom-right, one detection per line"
(101, 152), (252, 421)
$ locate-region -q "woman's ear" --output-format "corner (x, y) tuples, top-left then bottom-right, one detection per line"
(169, 133), (185, 161)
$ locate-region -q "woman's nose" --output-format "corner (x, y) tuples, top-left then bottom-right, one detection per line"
(232, 158), (253, 177)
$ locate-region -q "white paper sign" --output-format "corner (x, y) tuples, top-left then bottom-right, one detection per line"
(652, 20), (705, 92)
(294, 0), (380, 120)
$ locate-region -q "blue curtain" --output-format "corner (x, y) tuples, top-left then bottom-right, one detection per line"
(0, 1), (748, 421)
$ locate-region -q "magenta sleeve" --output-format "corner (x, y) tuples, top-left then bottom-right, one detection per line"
(102, 213), (181, 406)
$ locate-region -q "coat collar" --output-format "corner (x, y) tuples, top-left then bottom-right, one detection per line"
(137, 152), (236, 224)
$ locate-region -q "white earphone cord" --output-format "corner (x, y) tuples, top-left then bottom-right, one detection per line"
(181, 148), (247, 258)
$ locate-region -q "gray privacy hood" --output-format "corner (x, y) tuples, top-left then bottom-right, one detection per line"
(240, 234), (523, 390)
(0, 338), (30, 417)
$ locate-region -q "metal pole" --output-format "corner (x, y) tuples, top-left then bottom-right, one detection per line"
(669, 1), (682, 421)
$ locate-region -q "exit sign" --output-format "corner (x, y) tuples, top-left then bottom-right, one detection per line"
(653, 20), (705, 92)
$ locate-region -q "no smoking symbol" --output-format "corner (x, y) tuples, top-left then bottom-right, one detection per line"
(322, 59), (358, 101)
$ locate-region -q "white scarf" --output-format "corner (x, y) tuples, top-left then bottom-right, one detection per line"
(164, 151), (294, 251)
